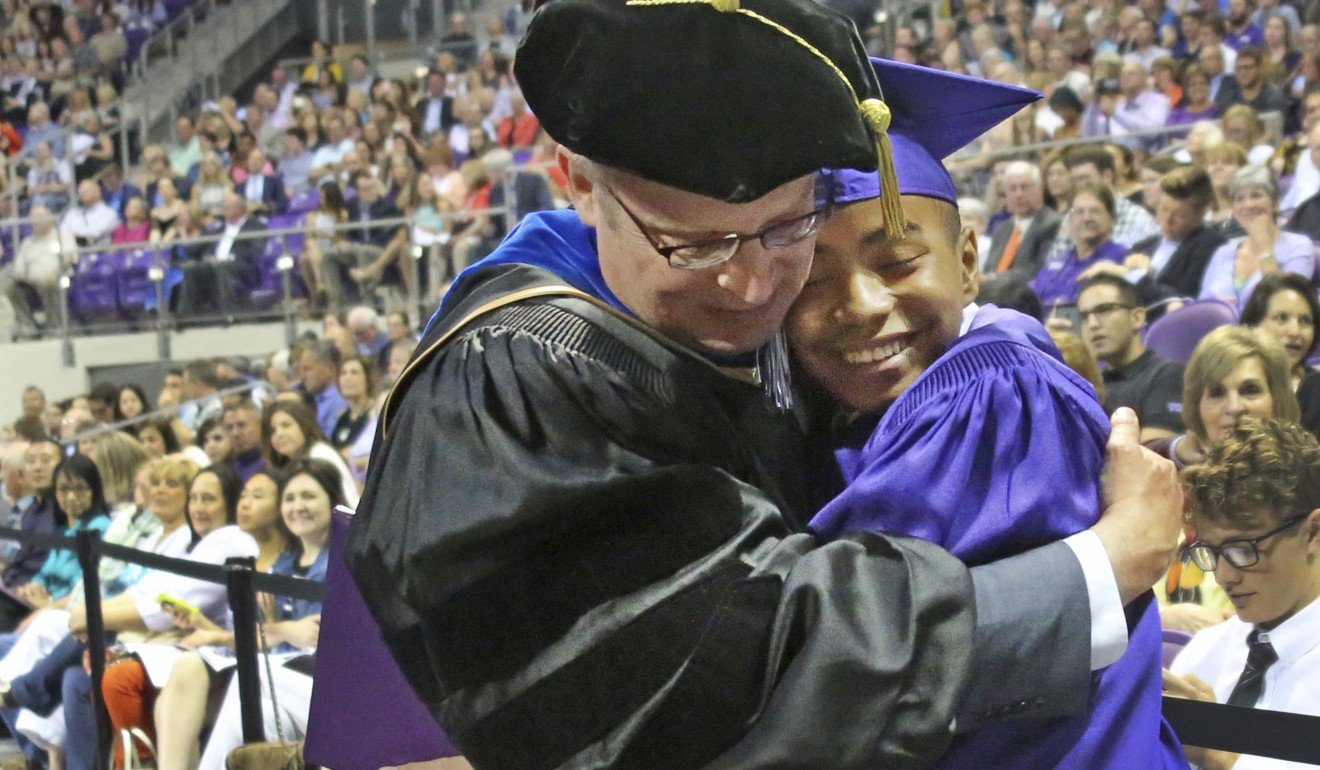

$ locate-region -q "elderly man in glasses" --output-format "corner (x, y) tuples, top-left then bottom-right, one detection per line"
(1166, 417), (1320, 770)
(337, 0), (1186, 766)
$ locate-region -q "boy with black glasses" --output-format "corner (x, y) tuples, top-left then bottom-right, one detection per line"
(1166, 417), (1320, 770)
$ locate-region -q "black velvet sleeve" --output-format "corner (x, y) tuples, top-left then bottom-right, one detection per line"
(347, 303), (982, 769)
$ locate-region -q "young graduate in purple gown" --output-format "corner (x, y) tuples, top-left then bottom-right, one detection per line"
(788, 59), (1187, 769)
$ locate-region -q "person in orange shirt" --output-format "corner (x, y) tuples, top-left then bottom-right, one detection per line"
(495, 91), (539, 150)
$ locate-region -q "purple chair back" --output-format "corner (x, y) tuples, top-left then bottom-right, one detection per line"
(1162, 628), (1194, 668)
(114, 248), (157, 318)
(69, 251), (119, 322)
(1142, 299), (1239, 365)
(305, 509), (460, 769)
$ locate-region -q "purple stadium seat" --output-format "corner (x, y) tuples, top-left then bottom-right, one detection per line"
(114, 247), (159, 318)
(287, 190), (319, 216)
(69, 251), (120, 323)
(1162, 628), (1193, 668)
(305, 509), (460, 769)
(1142, 299), (1239, 365)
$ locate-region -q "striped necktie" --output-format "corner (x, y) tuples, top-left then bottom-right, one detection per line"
(1227, 630), (1278, 708)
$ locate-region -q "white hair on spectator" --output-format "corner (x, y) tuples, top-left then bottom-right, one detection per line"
(346, 305), (379, 331)
(1228, 164), (1278, 201)
(270, 348), (292, 377)
(957, 197), (989, 231)
(1003, 160), (1042, 185)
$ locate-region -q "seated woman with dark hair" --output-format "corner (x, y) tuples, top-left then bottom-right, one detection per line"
(1242, 273), (1320, 440)
(113, 384), (152, 429)
(196, 459), (340, 770)
(195, 414), (231, 468)
(135, 417), (181, 461)
(3, 455), (112, 626)
(262, 401), (358, 506)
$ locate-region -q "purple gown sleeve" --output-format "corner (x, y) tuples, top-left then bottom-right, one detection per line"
(809, 337), (1111, 566)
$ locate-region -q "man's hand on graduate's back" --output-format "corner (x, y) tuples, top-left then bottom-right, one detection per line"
(1093, 407), (1184, 604)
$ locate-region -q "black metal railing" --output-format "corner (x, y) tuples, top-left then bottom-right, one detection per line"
(0, 524), (323, 770)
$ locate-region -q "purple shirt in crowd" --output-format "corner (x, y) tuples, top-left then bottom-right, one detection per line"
(1031, 239), (1129, 305)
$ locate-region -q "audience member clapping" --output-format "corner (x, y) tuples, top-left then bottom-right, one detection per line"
(1198, 165), (1314, 309)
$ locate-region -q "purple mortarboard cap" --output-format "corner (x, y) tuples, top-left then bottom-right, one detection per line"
(819, 58), (1040, 208)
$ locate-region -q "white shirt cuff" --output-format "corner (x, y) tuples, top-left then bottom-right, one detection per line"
(1064, 529), (1128, 670)
(1123, 267), (1149, 284)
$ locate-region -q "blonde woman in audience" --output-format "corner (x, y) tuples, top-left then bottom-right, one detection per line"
(1182, 120), (1226, 170)
(261, 401), (358, 506)
(190, 152), (230, 221)
(117, 468), (294, 770)
(93, 431), (149, 514)
(1154, 327), (1301, 632)
(1205, 141), (1250, 228)
(79, 465), (252, 766)
(1221, 105), (1277, 166)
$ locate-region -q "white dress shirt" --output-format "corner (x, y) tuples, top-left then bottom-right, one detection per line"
(214, 218), (246, 262)
(1172, 595), (1320, 769)
(244, 174), (264, 203)
(59, 202), (120, 244)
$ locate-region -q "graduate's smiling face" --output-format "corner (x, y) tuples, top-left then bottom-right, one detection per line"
(786, 195), (979, 414)
(563, 150), (818, 356)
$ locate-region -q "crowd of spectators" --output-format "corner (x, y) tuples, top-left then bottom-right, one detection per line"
(0, 6), (562, 336)
(0, 303), (416, 769)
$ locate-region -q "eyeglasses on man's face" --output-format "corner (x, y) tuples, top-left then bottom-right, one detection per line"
(606, 188), (829, 270)
(1077, 302), (1135, 324)
(1186, 514), (1308, 571)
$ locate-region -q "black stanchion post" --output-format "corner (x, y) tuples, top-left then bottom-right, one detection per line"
(226, 556), (265, 743)
(76, 528), (111, 770)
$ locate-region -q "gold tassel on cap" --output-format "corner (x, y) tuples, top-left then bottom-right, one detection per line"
(859, 98), (906, 235)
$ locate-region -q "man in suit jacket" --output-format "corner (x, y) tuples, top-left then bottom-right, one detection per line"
(234, 149), (287, 215)
(98, 164), (141, 220)
(176, 192), (268, 319)
(1081, 166), (1224, 319)
(320, 172), (405, 312)
(411, 69), (456, 138)
(985, 160), (1063, 280)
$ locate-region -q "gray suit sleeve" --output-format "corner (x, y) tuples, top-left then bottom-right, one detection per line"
(957, 540), (1093, 731)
